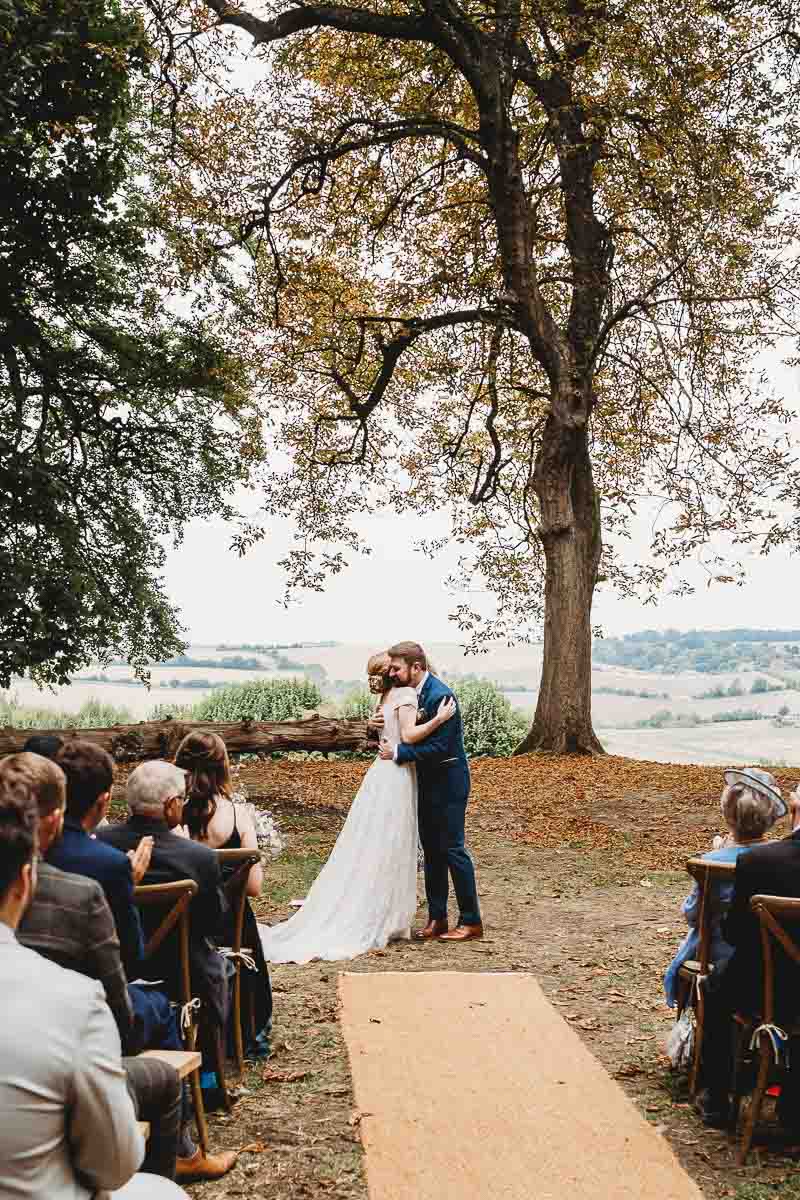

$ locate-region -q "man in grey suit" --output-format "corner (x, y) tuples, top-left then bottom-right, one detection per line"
(0, 765), (188, 1198)
(12, 752), (136, 1049)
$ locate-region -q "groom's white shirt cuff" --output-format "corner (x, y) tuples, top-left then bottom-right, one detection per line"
(394, 672), (430, 761)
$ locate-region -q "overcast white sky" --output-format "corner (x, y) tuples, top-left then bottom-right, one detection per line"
(162, 502), (800, 646)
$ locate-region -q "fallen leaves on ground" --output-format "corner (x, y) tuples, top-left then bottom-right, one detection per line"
(238, 753), (799, 876)
(262, 1068), (310, 1083)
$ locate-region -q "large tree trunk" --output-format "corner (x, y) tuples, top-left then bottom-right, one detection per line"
(515, 418), (604, 755)
(0, 715), (373, 762)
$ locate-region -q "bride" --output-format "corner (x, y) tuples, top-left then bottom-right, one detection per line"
(258, 651), (455, 964)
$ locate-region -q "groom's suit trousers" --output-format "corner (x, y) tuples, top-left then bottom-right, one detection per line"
(418, 761), (481, 927)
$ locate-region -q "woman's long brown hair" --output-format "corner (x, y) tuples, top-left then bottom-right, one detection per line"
(174, 730), (232, 840)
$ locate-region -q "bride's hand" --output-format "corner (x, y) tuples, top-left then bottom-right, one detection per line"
(434, 697), (457, 727)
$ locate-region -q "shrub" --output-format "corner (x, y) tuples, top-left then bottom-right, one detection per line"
(452, 680), (529, 757)
(750, 676), (782, 694)
(710, 707), (765, 723)
(340, 688), (374, 720)
(0, 693), (135, 729)
(189, 678), (323, 722)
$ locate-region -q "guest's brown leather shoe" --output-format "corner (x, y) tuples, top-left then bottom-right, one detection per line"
(438, 923), (484, 942)
(175, 1147), (239, 1181)
(413, 918), (449, 940)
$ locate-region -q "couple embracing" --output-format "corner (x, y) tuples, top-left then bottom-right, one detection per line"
(259, 642), (482, 964)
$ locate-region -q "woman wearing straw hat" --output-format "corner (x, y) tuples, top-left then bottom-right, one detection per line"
(664, 767), (786, 1008)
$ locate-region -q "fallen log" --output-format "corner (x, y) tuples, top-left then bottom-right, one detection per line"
(0, 715), (374, 763)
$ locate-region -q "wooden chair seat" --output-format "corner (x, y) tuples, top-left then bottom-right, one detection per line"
(140, 1049), (202, 1079)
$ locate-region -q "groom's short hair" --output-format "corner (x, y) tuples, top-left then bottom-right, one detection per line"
(388, 641), (427, 670)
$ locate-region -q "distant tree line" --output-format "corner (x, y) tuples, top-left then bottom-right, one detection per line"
(594, 630), (800, 674)
(594, 686), (670, 699)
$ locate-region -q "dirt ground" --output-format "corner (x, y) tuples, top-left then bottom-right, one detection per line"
(184, 755), (800, 1200)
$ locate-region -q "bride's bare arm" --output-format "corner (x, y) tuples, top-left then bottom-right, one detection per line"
(397, 698), (456, 744)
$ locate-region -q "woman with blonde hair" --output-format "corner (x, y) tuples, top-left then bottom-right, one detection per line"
(175, 730), (272, 1054)
(664, 767), (786, 1007)
(258, 650), (456, 963)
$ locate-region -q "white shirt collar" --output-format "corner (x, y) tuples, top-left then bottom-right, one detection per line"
(0, 922), (17, 944)
(415, 671), (430, 696)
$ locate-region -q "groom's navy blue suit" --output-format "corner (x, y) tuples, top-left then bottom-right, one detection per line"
(395, 674), (481, 927)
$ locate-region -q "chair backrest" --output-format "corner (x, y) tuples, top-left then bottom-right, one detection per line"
(750, 894), (800, 1022)
(684, 857), (737, 974)
(134, 879), (198, 1006)
(215, 848), (260, 951)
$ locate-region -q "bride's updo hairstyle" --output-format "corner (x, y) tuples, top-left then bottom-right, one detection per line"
(367, 652), (391, 696)
(174, 730), (232, 840)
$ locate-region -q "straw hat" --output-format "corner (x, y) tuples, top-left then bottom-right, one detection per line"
(723, 767), (786, 819)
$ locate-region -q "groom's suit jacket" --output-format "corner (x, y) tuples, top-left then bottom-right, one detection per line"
(395, 674), (470, 804)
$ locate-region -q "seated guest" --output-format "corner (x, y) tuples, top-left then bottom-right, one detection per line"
(11, 751), (136, 1050)
(664, 767), (784, 1007)
(0, 768), (189, 1198)
(13, 750), (180, 1058)
(22, 732), (64, 759)
(698, 773), (800, 1129)
(48, 740), (151, 976)
(15, 751), (235, 1181)
(98, 759), (232, 1035)
(176, 730), (272, 1055)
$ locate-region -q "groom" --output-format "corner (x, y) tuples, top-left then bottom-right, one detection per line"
(378, 641), (482, 942)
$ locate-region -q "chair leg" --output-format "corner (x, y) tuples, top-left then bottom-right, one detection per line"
(689, 986), (703, 1099)
(210, 1025), (232, 1112)
(188, 1066), (210, 1155)
(737, 1041), (771, 1165)
(232, 965), (245, 1079)
(730, 1024), (748, 1132)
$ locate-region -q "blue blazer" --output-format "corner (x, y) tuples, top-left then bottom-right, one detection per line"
(395, 674), (469, 790)
(47, 821), (144, 977)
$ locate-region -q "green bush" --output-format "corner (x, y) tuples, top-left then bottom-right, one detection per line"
(0, 694), (135, 729)
(189, 678), (323, 722)
(452, 680), (529, 757)
(340, 688), (374, 719)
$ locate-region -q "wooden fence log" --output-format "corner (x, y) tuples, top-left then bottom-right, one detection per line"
(0, 715), (374, 762)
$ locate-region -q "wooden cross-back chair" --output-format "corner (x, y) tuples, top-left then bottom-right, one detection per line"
(731, 895), (800, 1165)
(133, 879), (209, 1154)
(677, 857), (737, 1097)
(216, 847), (262, 1080)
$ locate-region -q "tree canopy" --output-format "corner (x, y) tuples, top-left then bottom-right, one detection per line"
(0, 0), (263, 687)
(138, 0), (800, 749)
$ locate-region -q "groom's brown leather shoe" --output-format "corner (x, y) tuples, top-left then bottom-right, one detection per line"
(439, 923), (484, 942)
(413, 919), (448, 940)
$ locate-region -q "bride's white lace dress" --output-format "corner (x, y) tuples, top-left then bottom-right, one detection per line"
(258, 686), (419, 964)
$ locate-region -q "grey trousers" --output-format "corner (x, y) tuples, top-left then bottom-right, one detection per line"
(122, 1055), (182, 1180)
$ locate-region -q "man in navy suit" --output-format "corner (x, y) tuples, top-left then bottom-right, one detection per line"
(47, 740), (150, 976)
(379, 641), (482, 941)
(46, 743), (186, 1065)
